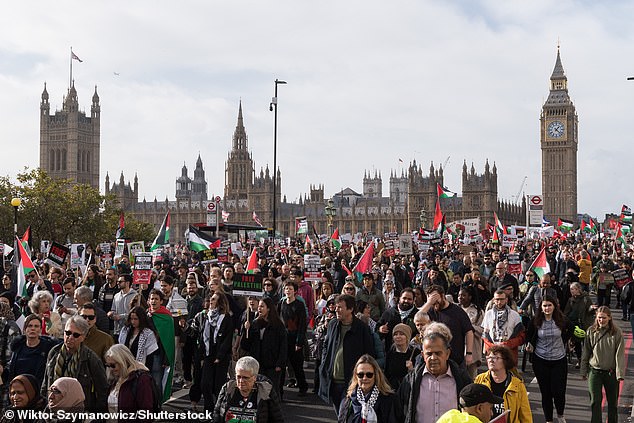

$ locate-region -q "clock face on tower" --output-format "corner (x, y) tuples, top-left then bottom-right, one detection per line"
(547, 121), (565, 138)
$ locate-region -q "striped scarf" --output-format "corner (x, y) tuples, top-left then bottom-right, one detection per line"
(54, 345), (81, 380)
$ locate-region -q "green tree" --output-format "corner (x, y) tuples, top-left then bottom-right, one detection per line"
(2, 169), (155, 249)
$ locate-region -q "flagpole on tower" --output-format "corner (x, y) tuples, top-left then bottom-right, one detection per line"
(69, 47), (73, 90)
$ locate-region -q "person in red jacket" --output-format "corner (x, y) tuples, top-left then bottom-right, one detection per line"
(105, 343), (156, 422)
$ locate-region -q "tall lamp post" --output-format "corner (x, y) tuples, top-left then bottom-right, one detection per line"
(325, 198), (336, 235)
(270, 79), (286, 239)
(11, 197), (21, 284)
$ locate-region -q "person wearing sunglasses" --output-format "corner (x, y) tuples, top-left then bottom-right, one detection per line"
(104, 344), (156, 419)
(79, 303), (114, 362)
(338, 354), (403, 423)
(41, 315), (108, 412)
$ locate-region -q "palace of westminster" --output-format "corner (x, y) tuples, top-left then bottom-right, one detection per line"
(39, 50), (578, 243)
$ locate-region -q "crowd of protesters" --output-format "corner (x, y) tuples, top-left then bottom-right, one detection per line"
(0, 230), (631, 423)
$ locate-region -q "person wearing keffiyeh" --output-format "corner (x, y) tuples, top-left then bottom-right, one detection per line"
(482, 289), (525, 365)
(338, 355), (403, 423)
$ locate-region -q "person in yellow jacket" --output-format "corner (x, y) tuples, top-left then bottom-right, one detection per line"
(437, 383), (504, 423)
(474, 345), (532, 423)
(577, 250), (593, 289)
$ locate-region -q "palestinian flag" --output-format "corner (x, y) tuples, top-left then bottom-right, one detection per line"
(115, 212), (125, 239)
(16, 235), (35, 299)
(616, 223), (627, 247)
(331, 228), (341, 250)
(352, 241), (375, 282)
(246, 247), (258, 274)
(557, 218), (574, 232)
(21, 226), (32, 255)
(492, 224), (500, 243)
(434, 213), (446, 238)
(621, 205), (632, 223)
(529, 246), (551, 279)
(622, 223), (631, 234)
(581, 219), (597, 234)
(187, 226), (221, 252)
(150, 211), (170, 251)
(150, 307), (175, 403)
(437, 183), (457, 198)
(493, 212), (507, 235)
(433, 199), (443, 229)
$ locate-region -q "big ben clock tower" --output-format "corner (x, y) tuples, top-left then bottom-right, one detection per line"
(540, 48), (578, 223)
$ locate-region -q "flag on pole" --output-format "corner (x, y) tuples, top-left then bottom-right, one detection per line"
(16, 236), (35, 299)
(150, 212), (170, 251)
(221, 210), (230, 222)
(557, 218), (574, 232)
(493, 212), (507, 235)
(435, 214), (446, 238)
(616, 223), (626, 247)
(115, 212), (125, 239)
(252, 211), (263, 227)
(529, 246), (551, 279)
(331, 228), (341, 250)
(21, 226), (32, 257)
(621, 205), (632, 223)
(433, 199), (443, 229)
(352, 241), (375, 282)
(437, 183), (457, 198)
(71, 51), (83, 62)
(246, 247), (258, 274)
(186, 226), (221, 252)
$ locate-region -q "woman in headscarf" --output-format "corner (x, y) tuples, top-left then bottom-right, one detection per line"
(44, 377), (85, 422)
(0, 374), (46, 423)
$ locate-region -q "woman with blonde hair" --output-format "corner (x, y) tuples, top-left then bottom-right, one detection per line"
(28, 290), (62, 338)
(105, 344), (155, 421)
(338, 354), (403, 423)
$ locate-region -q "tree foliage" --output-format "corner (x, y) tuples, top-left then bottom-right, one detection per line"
(0, 169), (155, 249)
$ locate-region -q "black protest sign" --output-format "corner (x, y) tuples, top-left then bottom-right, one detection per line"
(48, 242), (70, 266)
(232, 273), (264, 297)
(199, 249), (218, 264)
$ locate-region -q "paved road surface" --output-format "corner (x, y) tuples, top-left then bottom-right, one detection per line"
(162, 302), (633, 422)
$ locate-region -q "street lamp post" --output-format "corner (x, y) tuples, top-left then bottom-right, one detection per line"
(270, 79), (286, 239)
(325, 198), (336, 235)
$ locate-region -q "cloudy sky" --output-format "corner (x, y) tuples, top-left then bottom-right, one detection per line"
(2, 1), (634, 220)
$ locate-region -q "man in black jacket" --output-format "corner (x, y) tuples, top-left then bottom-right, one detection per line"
(398, 329), (472, 423)
(318, 294), (376, 414)
(376, 288), (418, 351)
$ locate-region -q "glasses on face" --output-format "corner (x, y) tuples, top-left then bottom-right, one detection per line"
(80, 314), (96, 321)
(356, 372), (374, 379)
(344, 287), (355, 291)
(486, 356), (502, 361)
(64, 330), (82, 338)
(48, 387), (62, 395)
(105, 363), (116, 368)
(264, 283), (273, 287)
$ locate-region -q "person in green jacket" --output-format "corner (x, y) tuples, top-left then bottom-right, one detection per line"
(580, 306), (625, 423)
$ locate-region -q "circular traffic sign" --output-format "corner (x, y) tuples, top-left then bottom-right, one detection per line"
(530, 196), (542, 205)
(215, 196), (221, 203)
(207, 202), (216, 212)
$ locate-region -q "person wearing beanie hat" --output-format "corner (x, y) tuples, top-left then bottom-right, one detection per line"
(384, 323), (420, 389)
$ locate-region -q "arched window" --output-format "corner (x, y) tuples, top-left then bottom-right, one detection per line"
(62, 149), (67, 171)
